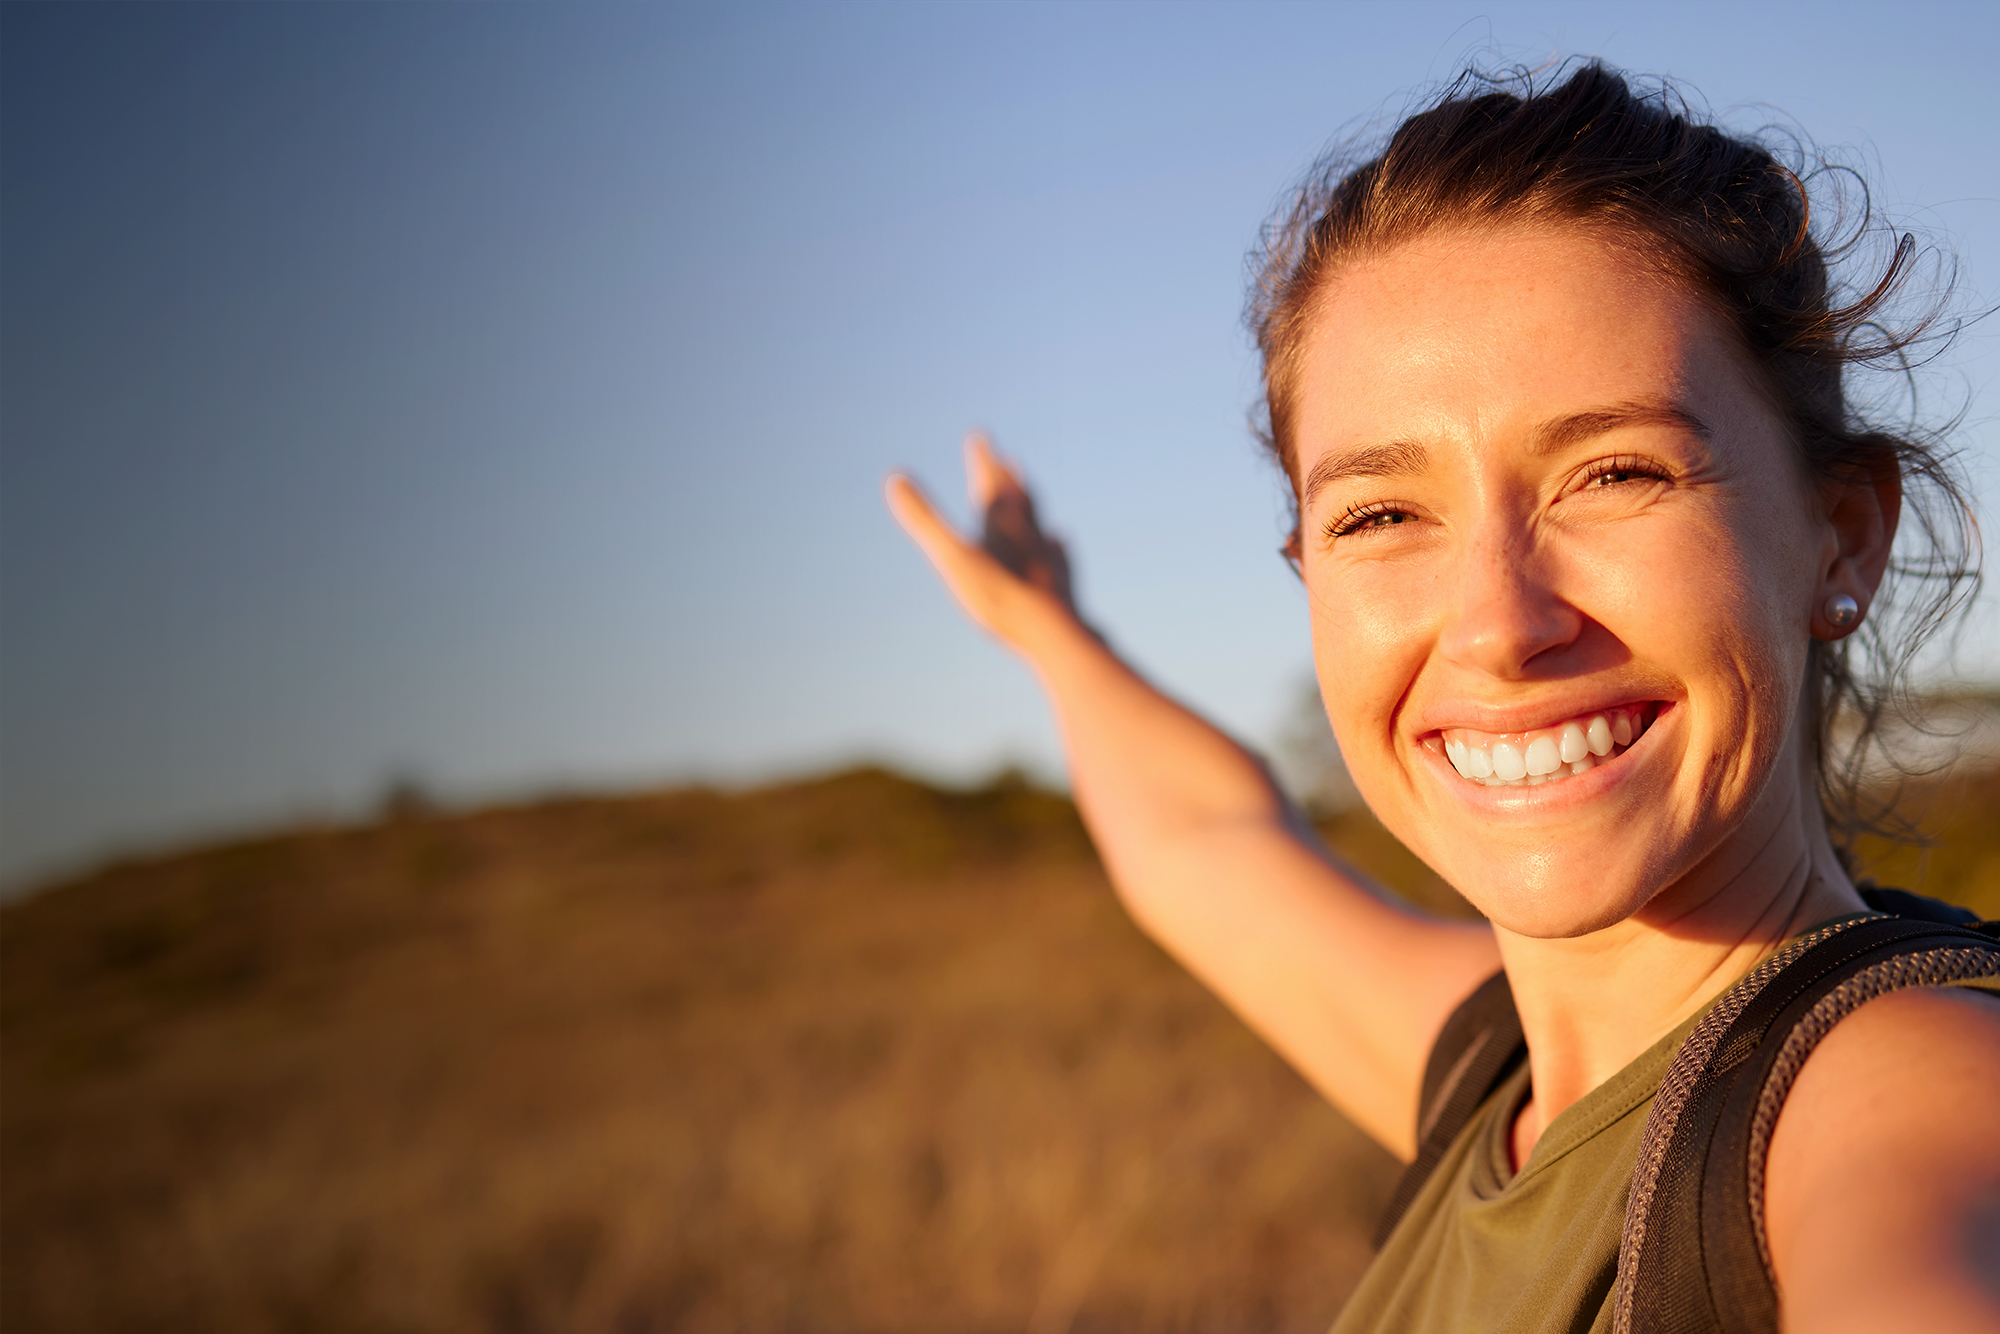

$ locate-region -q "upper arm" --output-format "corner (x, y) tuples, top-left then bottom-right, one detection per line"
(1113, 815), (1500, 1161)
(1032, 632), (1502, 1161)
(1765, 985), (2000, 1334)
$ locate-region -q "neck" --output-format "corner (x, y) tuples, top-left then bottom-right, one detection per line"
(1494, 765), (1864, 1168)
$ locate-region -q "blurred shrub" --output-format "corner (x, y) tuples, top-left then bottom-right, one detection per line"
(5, 761), (1988, 1333)
(3, 769), (1396, 1334)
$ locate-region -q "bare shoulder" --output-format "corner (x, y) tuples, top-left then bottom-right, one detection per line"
(1765, 985), (2000, 1334)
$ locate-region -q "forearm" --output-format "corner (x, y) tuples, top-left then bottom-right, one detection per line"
(1021, 611), (1298, 880)
(884, 460), (1500, 1152)
(1015, 609), (1499, 1153)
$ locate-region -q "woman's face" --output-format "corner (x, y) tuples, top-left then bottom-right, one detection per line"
(1293, 224), (1838, 938)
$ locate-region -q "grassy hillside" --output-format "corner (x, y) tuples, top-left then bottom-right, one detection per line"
(5, 765), (1994, 1334)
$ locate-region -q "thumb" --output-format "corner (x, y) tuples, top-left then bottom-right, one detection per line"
(884, 472), (1000, 602)
(885, 472), (974, 573)
(885, 471), (1041, 643)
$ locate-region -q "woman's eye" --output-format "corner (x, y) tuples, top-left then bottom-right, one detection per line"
(1582, 456), (1668, 489)
(1326, 504), (1416, 538)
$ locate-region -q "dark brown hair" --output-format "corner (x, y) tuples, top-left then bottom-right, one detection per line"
(1247, 61), (1980, 852)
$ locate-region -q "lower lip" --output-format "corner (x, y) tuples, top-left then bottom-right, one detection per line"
(1427, 704), (1671, 810)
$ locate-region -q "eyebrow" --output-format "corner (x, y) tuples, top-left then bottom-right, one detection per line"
(1531, 400), (1712, 456)
(1300, 439), (1431, 511)
(1298, 399), (1711, 511)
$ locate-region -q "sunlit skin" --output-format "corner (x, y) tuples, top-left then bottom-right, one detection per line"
(1295, 225), (1847, 940)
(1288, 225), (1885, 1161)
(885, 222), (2000, 1331)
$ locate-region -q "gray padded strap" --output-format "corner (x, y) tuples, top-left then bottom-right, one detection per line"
(1609, 918), (1869, 1334)
(1742, 946), (2000, 1276)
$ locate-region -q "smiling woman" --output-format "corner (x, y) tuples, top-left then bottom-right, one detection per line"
(1288, 222), (1854, 944)
(885, 62), (2000, 1334)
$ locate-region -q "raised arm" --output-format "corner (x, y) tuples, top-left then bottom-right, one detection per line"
(885, 435), (1500, 1157)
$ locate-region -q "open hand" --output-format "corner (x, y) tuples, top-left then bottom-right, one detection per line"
(885, 432), (1084, 652)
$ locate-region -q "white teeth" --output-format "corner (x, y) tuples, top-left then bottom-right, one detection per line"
(1439, 707), (1649, 788)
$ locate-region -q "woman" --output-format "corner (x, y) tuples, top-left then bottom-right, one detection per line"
(885, 65), (2000, 1332)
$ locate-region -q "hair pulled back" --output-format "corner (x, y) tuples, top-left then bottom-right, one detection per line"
(1247, 60), (1980, 853)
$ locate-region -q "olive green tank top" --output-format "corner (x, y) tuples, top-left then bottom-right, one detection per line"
(1331, 937), (2000, 1334)
(1329, 1005), (1703, 1334)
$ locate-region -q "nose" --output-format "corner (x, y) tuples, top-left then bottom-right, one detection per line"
(1436, 526), (1584, 680)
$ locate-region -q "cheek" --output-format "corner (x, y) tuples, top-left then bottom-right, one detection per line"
(1715, 514), (1820, 772)
(1589, 504), (1816, 784)
(1700, 490), (1821, 672)
(1304, 567), (1437, 770)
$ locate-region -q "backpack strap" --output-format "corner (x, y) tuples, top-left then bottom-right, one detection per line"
(1855, 883), (1985, 927)
(1372, 968), (1526, 1247)
(1613, 902), (2000, 1334)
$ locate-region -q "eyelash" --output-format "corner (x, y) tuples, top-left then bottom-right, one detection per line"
(1320, 456), (1673, 541)
(1324, 502), (1416, 539)
(1581, 454), (1672, 488)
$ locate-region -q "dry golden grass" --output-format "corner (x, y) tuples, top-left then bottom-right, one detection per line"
(5, 764), (1992, 1334)
(2, 771), (1442, 1334)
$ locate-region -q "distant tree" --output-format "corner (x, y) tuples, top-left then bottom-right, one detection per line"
(378, 773), (435, 823)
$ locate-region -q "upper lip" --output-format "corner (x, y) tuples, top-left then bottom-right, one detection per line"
(1413, 692), (1668, 737)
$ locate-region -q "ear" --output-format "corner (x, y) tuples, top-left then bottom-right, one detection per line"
(1811, 462), (1901, 641)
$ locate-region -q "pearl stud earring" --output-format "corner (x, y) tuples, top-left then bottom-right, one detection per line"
(1824, 593), (1860, 629)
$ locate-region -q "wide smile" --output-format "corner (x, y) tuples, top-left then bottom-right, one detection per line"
(1429, 702), (1662, 790)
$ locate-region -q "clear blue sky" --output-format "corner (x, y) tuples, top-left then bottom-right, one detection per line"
(4, 1), (1997, 891)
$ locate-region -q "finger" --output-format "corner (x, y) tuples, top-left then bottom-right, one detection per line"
(887, 471), (1030, 633)
(885, 472), (981, 577)
(964, 430), (1025, 510)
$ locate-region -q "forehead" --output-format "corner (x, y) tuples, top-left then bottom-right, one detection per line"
(1290, 225), (1760, 467)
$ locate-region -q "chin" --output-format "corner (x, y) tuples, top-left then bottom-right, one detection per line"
(1480, 893), (1647, 940)
(1440, 857), (1660, 939)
